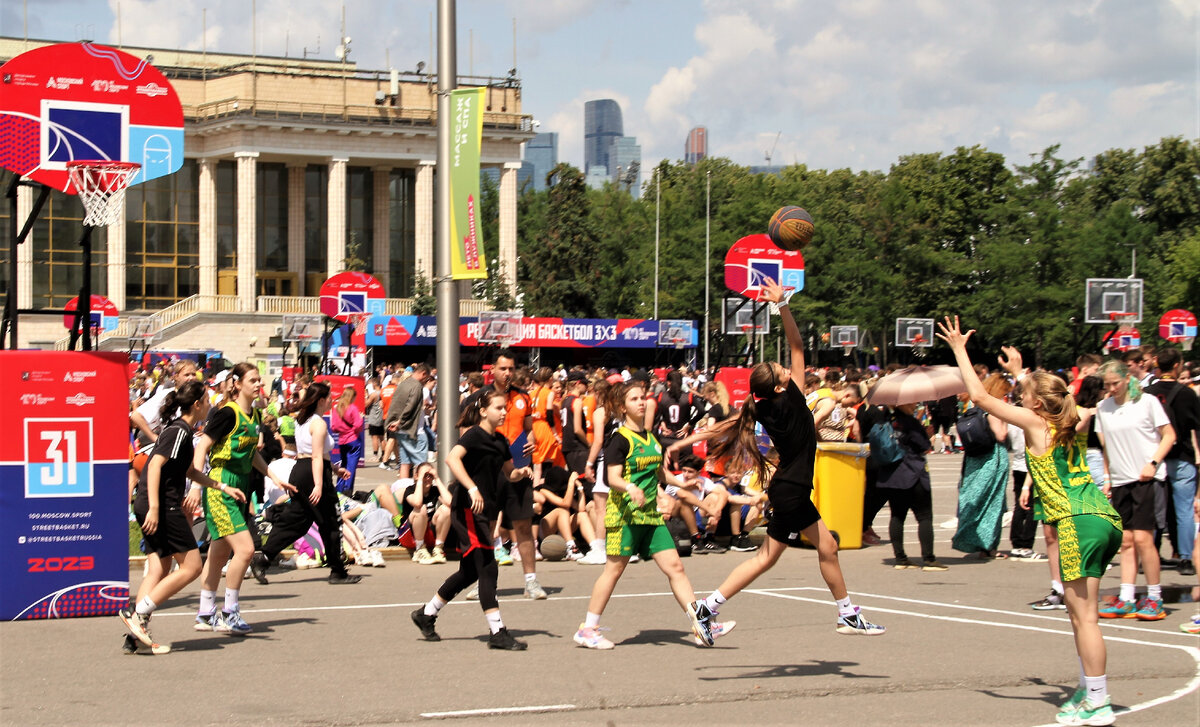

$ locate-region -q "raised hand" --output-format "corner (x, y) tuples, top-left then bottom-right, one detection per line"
(997, 346), (1024, 377)
(759, 277), (785, 304)
(935, 315), (974, 350)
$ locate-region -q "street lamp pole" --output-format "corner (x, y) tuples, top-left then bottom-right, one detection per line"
(653, 165), (660, 320)
(704, 170), (710, 372)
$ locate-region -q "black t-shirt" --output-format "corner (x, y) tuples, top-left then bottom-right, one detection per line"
(657, 389), (695, 436)
(537, 465), (571, 501)
(204, 405), (237, 444)
(560, 394), (586, 452)
(754, 379), (816, 502)
(451, 425), (511, 518)
(1144, 379), (1199, 461)
(136, 419), (195, 510)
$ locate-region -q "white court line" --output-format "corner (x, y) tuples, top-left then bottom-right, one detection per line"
(746, 588), (1200, 726)
(420, 704), (575, 719)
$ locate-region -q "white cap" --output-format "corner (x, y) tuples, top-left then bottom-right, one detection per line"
(211, 369), (230, 387)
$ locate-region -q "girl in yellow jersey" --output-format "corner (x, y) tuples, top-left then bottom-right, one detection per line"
(938, 317), (1121, 727)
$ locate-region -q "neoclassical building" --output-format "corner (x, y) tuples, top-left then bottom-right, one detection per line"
(1, 37), (531, 353)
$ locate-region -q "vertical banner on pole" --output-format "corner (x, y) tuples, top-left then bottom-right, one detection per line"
(0, 351), (131, 619)
(448, 87), (488, 280)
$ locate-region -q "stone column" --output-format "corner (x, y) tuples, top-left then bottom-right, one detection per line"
(105, 200), (126, 310)
(287, 163), (306, 294)
(16, 185), (32, 308)
(198, 158), (218, 297)
(414, 160), (435, 284)
(372, 166), (391, 290)
(327, 157), (348, 279)
(499, 162), (521, 294)
(235, 151), (259, 311)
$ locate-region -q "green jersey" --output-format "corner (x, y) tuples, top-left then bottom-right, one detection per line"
(208, 402), (260, 478)
(1027, 430), (1121, 530)
(279, 412), (296, 437)
(604, 426), (665, 527)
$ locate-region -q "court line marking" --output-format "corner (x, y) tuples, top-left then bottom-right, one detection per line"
(746, 588), (1200, 725)
(420, 704), (575, 719)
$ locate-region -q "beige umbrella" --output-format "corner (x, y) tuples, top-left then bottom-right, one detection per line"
(866, 365), (966, 407)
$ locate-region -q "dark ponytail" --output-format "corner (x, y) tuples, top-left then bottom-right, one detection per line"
(458, 388), (502, 428)
(291, 381), (330, 424)
(708, 362), (780, 486)
(161, 379), (207, 425)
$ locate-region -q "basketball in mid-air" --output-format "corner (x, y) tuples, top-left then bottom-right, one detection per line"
(767, 206), (815, 251)
(539, 534), (567, 561)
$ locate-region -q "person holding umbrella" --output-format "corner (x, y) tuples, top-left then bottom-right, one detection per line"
(937, 316), (1121, 727)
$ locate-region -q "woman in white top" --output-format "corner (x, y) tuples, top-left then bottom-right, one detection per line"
(1094, 361), (1175, 620)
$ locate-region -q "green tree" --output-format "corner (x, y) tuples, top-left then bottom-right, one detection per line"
(411, 269), (437, 316)
(519, 164), (602, 317)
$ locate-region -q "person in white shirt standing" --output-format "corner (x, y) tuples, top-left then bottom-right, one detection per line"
(1095, 360), (1176, 621)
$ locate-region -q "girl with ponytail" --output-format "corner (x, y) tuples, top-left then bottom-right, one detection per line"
(669, 277), (885, 639)
(938, 316), (1123, 725)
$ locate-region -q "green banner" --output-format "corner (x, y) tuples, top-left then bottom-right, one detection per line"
(449, 87), (488, 280)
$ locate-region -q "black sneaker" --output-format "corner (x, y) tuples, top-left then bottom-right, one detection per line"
(691, 541), (709, 555)
(121, 633), (139, 655)
(893, 556), (919, 570)
(1180, 559), (1196, 577)
(328, 572), (362, 585)
(410, 608), (440, 641)
(488, 627), (527, 650)
(250, 551), (270, 585)
(729, 533), (758, 552)
(703, 535), (728, 554)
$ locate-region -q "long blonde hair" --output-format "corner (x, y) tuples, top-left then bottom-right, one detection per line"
(1022, 372), (1080, 451)
(1097, 360), (1142, 402)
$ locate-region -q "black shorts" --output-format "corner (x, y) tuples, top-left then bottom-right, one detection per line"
(501, 477), (535, 524)
(1111, 480), (1158, 531)
(134, 503), (198, 558)
(766, 494), (822, 547)
(930, 416), (956, 434)
(368, 424), (385, 437)
(563, 448), (588, 476)
(450, 506), (494, 556)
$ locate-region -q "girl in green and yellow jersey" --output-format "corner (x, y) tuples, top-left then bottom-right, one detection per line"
(938, 317), (1121, 727)
(572, 381), (733, 650)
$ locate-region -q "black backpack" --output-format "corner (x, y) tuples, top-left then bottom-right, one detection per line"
(956, 406), (994, 456)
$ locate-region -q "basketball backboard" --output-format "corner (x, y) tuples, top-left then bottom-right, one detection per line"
(0, 42), (184, 193)
(657, 319), (695, 348)
(1084, 278), (1143, 324)
(723, 298), (770, 335)
(830, 325), (859, 348)
(723, 234), (805, 300)
(895, 318), (935, 348)
(478, 310), (524, 345)
(318, 272), (386, 324)
(282, 315), (322, 342)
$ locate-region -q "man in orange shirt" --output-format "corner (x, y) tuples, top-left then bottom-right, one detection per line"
(460, 350), (545, 599)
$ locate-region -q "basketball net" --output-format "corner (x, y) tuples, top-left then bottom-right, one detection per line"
(1183, 336), (1195, 352)
(66, 160), (141, 227)
(672, 337), (685, 350)
(1107, 312), (1136, 351)
(352, 313), (370, 338)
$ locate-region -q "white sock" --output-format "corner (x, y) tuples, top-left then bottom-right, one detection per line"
(199, 589), (216, 615)
(1083, 674), (1107, 703)
(1051, 580), (1064, 595)
(485, 610), (504, 634)
(135, 595), (157, 616)
(566, 540), (576, 548)
(1147, 584), (1162, 601)
(590, 539), (604, 552)
(584, 611), (601, 628)
(835, 596), (857, 617)
(1078, 658), (1086, 690)
(524, 572), (537, 583)
(494, 537), (503, 548)
(1119, 583), (1136, 603)
(224, 588), (239, 612)
(435, 540), (444, 548)
(424, 595), (446, 616)
(704, 589), (728, 612)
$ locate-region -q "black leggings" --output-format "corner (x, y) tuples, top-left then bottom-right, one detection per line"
(887, 486), (934, 560)
(260, 458), (346, 576)
(437, 547), (500, 611)
(1009, 471), (1036, 549)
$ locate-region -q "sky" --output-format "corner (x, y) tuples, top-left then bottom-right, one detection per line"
(3, 0), (1197, 174)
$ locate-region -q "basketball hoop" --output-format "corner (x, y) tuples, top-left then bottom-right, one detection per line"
(352, 312), (370, 338)
(672, 337), (686, 350)
(1182, 337), (1195, 352)
(842, 343), (854, 357)
(66, 160), (141, 227)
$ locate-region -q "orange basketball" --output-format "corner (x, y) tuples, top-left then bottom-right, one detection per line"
(767, 206), (815, 251)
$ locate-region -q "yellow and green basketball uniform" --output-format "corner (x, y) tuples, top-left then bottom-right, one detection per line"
(603, 426), (674, 558)
(1026, 432), (1122, 581)
(203, 402), (260, 539)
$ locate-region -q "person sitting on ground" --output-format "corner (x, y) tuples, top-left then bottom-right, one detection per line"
(662, 454), (730, 555)
(403, 462), (452, 565)
(533, 465), (589, 561)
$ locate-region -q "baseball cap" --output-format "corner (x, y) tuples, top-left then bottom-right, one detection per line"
(566, 370), (587, 383)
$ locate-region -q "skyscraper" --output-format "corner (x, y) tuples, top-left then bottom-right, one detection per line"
(610, 136), (642, 198)
(685, 126), (707, 164)
(523, 132), (558, 191)
(584, 99), (623, 175)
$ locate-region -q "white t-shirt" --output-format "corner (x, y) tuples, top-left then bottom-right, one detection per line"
(1095, 394), (1170, 486)
(1007, 425), (1028, 473)
(134, 383), (175, 437)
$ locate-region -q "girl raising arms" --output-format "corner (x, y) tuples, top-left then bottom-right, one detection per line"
(937, 316), (1121, 727)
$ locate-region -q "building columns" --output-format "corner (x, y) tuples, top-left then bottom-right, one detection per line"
(414, 160), (435, 284)
(499, 162), (520, 294)
(372, 167), (391, 289)
(327, 157), (348, 279)
(287, 164), (306, 294)
(105, 200), (126, 310)
(235, 151), (259, 311)
(198, 158), (217, 297)
(16, 185), (32, 308)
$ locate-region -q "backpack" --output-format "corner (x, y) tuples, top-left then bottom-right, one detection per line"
(867, 419), (904, 466)
(956, 406), (994, 456)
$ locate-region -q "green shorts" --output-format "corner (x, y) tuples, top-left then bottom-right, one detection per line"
(204, 468), (251, 539)
(1055, 514), (1122, 582)
(606, 522), (676, 560)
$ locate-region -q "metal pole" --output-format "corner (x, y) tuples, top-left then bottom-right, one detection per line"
(653, 166), (660, 319)
(435, 0), (460, 485)
(703, 170), (710, 373)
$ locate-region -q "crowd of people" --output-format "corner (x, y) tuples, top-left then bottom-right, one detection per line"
(119, 299), (1200, 725)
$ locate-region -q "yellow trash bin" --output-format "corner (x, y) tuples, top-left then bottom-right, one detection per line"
(809, 442), (869, 549)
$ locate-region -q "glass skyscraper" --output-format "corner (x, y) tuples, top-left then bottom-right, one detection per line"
(685, 126), (707, 164)
(610, 136), (642, 198)
(523, 132), (558, 191)
(584, 99), (624, 175)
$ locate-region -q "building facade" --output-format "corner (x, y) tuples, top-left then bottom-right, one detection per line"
(609, 136), (642, 198)
(685, 126), (707, 164)
(523, 132), (558, 191)
(0, 37), (532, 349)
(583, 99), (623, 175)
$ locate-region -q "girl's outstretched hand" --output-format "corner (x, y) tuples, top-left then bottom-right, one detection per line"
(759, 277), (785, 304)
(935, 315), (974, 350)
(998, 346), (1024, 377)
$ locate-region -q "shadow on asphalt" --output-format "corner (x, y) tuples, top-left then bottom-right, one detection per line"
(695, 660), (886, 681)
(978, 679), (1086, 708)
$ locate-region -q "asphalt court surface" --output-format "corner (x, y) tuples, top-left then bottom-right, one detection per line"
(2, 454), (1197, 726)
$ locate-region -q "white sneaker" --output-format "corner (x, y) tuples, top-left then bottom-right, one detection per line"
(577, 548), (607, 565)
(412, 547), (433, 564)
(369, 549), (386, 567)
(277, 556), (297, 569)
(295, 553), (320, 570)
(354, 551), (371, 567)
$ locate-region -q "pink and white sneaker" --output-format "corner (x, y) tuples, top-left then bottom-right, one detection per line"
(574, 624), (615, 650)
